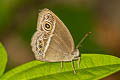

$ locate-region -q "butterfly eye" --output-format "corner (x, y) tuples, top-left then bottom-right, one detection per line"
(39, 41), (43, 49)
(37, 40), (44, 51)
(44, 22), (52, 31)
(45, 24), (50, 29)
(39, 45), (42, 48)
(39, 44), (43, 50)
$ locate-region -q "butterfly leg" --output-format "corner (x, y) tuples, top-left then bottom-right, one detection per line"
(59, 61), (63, 72)
(78, 57), (80, 69)
(71, 61), (76, 74)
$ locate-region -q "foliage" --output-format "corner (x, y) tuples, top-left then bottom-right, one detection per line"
(0, 43), (120, 80)
(0, 1), (120, 80)
(0, 43), (7, 77)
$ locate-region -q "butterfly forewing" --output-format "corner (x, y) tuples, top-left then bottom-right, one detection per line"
(31, 8), (75, 62)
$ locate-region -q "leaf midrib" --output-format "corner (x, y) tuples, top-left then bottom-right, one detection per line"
(2, 63), (119, 80)
(30, 64), (120, 80)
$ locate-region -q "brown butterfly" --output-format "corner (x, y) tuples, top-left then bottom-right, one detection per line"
(31, 8), (91, 73)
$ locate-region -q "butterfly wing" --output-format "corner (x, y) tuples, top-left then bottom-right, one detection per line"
(31, 8), (75, 62)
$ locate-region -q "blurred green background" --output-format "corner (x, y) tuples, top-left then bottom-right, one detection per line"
(0, 0), (120, 80)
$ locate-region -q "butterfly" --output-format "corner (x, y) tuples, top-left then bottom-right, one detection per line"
(31, 8), (91, 73)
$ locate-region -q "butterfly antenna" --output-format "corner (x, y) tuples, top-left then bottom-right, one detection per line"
(76, 32), (92, 49)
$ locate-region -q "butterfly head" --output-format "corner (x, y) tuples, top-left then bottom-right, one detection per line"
(72, 49), (80, 58)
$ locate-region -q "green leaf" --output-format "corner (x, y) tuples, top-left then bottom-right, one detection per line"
(1, 54), (120, 80)
(0, 43), (8, 77)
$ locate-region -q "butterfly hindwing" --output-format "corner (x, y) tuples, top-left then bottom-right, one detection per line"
(31, 8), (75, 62)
